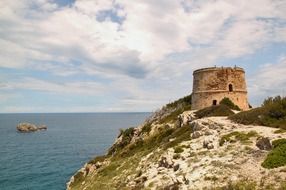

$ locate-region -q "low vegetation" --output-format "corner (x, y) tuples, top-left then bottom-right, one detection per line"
(174, 146), (184, 153)
(88, 155), (108, 165)
(154, 94), (192, 124)
(211, 180), (286, 190)
(141, 123), (152, 134)
(219, 97), (241, 111)
(212, 180), (257, 190)
(274, 129), (286, 134)
(165, 94), (192, 110)
(262, 138), (286, 169)
(162, 125), (193, 149)
(194, 97), (241, 118)
(173, 154), (180, 159)
(229, 96), (286, 129)
(108, 127), (135, 155)
(219, 131), (258, 146)
(72, 171), (85, 187)
(195, 104), (234, 118)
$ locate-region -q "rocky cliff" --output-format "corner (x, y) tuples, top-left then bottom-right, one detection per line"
(67, 95), (286, 190)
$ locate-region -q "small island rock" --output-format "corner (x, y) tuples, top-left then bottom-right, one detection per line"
(17, 123), (47, 133)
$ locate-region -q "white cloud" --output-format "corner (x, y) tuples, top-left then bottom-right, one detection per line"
(1, 0), (285, 71)
(248, 56), (286, 106)
(3, 78), (107, 96)
(0, 0), (286, 112)
(216, 20), (271, 58)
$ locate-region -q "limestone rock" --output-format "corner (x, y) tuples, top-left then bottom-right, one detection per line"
(190, 121), (205, 131)
(207, 143), (214, 149)
(191, 131), (202, 139)
(204, 130), (213, 136)
(16, 123), (47, 133)
(158, 157), (173, 169)
(203, 139), (214, 149)
(256, 137), (272, 150)
(178, 111), (196, 127)
(173, 164), (180, 172)
(209, 123), (218, 130)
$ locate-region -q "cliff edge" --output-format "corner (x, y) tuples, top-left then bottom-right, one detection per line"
(67, 95), (286, 190)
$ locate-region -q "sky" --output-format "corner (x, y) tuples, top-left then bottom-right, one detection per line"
(0, 0), (286, 113)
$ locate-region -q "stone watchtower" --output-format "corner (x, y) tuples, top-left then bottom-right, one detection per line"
(191, 67), (249, 110)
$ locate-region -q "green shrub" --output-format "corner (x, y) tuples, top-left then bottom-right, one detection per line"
(195, 104), (235, 118)
(173, 154), (180, 159)
(159, 109), (184, 124)
(163, 183), (180, 190)
(158, 94), (192, 124)
(70, 171), (85, 188)
(279, 182), (286, 190)
(165, 94), (192, 109)
(272, 138), (286, 148)
(127, 139), (144, 151)
(219, 97), (241, 111)
(174, 146), (184, 153)
(204, 175), (218, 181)
(141, 123), (152, 134)
(116, 127), (135, 149)
(163, 125), (192, 149)
(122, 127), (134, 137)
(229, 96), (286, 129)
(213, 180), (257, 190)
(274, 129), (286, 134)
(229, 107), (266, 125)
(262, 138), (286, 169)
(108, 127), (135, 155)
(262, 96), (286, 119)
(117, 138), (145, 158)
(219, 131), (258, 146)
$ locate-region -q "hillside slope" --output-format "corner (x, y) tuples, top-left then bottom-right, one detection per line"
(67, 96), (286, 190)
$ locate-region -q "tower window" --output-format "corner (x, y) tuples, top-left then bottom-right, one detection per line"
(229, 84), (233, 92)
(212, 100), (217, 106)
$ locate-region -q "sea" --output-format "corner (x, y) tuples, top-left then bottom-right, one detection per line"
(0, 112), (150, 190)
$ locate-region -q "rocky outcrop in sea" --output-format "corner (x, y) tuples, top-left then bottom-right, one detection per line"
(17, 122), (47, 133)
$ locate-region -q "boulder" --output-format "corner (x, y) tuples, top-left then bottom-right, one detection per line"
(173, 164), (180, 172)
(17, 123), (47, 133)
(207, 143), (214, 149)
(190, 121), (205, 131)
(208, 123), (218, 130)
(158, 157), (173, 169)
(204, 130), (213, 136)
(203, 138), (214, 149)
(256, 137), (272, 150)
(191, 131), (202, 139)
(178, 111), (196, 127)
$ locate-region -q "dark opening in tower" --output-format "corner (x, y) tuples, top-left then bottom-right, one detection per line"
(229, 84), (233, 92)
(212, 100), (217, 106)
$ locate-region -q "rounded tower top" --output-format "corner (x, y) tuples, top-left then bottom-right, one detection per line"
(193, 66), (245, 74)
(192, 66), (247, 93)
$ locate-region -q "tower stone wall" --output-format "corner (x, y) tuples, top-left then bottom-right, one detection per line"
(191, 67), (249, 110)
